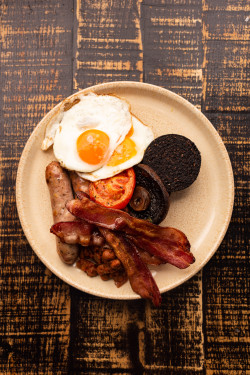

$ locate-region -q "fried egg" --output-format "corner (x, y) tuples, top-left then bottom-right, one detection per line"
(77, 115), (154, 181)
(42, 93), (132, 173)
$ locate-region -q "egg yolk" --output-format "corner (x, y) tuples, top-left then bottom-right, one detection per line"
(107, 136), (137, 167)
(77, 129), (110, 165)
(126, 125), (134, 138)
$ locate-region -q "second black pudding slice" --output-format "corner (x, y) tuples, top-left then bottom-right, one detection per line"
(142, 134), (201, 192)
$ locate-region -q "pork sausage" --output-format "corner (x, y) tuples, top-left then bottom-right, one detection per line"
(70, 171), (90, 195)
(46, 161), (79, 264)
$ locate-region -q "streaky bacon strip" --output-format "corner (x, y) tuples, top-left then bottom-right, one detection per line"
(69, 195), (190, 248)
(99, 228), (162, 307)
(50, 221), (94, 246)
(128, 236), (194, 269)
(66, 197), (195, 268)
(51, 221), (164, 266)
(137, 248), (165, 266)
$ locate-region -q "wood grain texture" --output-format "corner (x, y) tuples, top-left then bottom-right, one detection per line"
(0, 1), (74, 374)
(74, 0), (143, 90)
(69, 277), (204, 374)
(142, 0), (203, 108)
(202, 2), (250, 374)
(0, 0), (249, 374)
(202, 1), (249, 111)
(203, 0), (249, 12)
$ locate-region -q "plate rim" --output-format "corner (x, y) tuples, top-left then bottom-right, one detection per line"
(16, 81), (235, 299)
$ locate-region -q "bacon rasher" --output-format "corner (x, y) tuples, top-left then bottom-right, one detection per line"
(66, 196), (195, 269)
(99, 228), (162, 307)
(51, 220), (164, 266)
(128, 236), (194, 269)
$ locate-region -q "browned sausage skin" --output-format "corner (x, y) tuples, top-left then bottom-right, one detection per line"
(45, 161), (79, 265)
(70, 171), (90, 196)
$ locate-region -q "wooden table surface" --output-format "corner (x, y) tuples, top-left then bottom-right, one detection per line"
(0, 1), (249, 374)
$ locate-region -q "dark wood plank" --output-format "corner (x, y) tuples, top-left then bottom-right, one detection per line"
(202, 2), (249, 374)
(203, 9), (249, 40)
(0, 1), (74, 373)
(202, 2), (249, 112)
(69, 293), (146, 373)
(142, 0), (203, 108)
(140, 274), (203, 373)
(74, 0), (143, 90)
(203, 0), (249, 11)
(202, 40), (249, 111)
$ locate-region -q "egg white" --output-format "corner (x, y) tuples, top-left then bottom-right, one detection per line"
(42, 93), (132, 173)
(77, 116), (154, 181)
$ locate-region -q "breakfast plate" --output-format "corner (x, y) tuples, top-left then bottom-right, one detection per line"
(16, 82), (234, 300)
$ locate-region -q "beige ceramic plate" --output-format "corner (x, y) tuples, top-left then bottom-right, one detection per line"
(16, 82), (234, 300)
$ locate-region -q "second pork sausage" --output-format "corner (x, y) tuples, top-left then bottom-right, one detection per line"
(46, 161), (79, 265)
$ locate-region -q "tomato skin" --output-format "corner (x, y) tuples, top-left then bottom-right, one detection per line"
(89, 168), (136, 209)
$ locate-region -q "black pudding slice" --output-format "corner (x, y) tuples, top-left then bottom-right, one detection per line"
(127, 164), (170, 224)
(142, 134), (201, 192)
